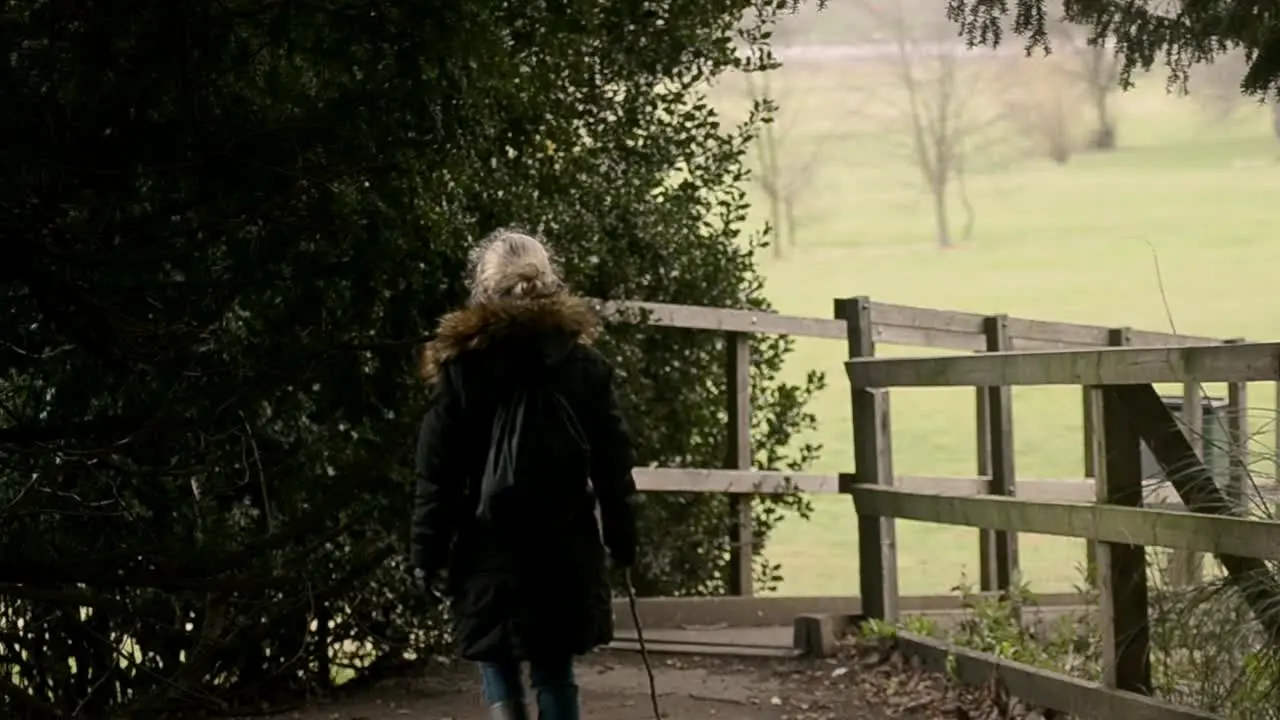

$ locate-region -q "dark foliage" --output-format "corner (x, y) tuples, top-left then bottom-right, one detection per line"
(0, 0), (823, 715)
(946, 0), (1280, 95)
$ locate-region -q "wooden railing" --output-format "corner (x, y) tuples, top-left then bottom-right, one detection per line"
(841, 337), (1280, 716)
(601, 297), (1278, 597)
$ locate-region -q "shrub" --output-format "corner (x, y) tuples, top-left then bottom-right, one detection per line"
(0, 0), (822, 715)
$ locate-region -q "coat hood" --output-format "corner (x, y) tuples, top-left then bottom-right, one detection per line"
(418, 294), (601, 384)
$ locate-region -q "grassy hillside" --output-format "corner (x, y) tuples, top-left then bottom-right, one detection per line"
(725, 57), (1280, 596)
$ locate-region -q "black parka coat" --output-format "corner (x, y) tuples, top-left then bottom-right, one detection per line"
(409, 294), (639, 663)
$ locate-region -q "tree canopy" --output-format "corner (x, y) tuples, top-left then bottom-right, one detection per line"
(945, 0), (1280, 94)
(1, 1), (821, 715)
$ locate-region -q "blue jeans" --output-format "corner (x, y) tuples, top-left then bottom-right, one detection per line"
(479, 657), (579, 720)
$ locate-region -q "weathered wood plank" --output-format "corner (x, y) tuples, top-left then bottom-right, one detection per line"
(634, 468), (1280, 508)
(874, 325), (985, 350)
(867, 302), (1220, 350)
(596, 299), (1222, 349)
(892, 475), (1098, 502)
(632, 468), (840, 494)
(633, 469), (1060, 498)
(866, 302), (986, 351)
(611, 592), (1090, 631)
(976, 376), (994, 588)
(848, 486), (1280, 558)
(846, 342), (1280, 388)
(1082, 382), (1104, 588)
(596, 300), (847, 339)
(725, 332), (753, 596)
(892, 632), (1220, 720)
(1082, 329), (1132, 587)
(1126, 329), (1223, 348)
(1168, 381), (1206, 587)
(1225, 348), (1249, 507)
(838, 296), (899, 621)
(1098, 383), (1150, 693)
(894, 474), (986, 496)
(979, 315), (1018, 593)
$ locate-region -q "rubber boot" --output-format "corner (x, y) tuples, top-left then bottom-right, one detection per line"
(488, 701), (529, 720)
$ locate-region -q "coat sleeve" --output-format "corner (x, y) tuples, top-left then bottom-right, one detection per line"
(584, 354), (639, 569)
(409, 367), (465, 577)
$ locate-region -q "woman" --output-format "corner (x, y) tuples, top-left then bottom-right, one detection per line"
(410, 229), (639, 720)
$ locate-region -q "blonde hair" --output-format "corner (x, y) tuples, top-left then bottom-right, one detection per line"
(467, 228), (565, 304)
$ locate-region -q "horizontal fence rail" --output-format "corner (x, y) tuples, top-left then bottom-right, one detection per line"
(894, 632), (1218, 720)
(635, 468), (1280, 507)
(596, 299), (1221, 350)
(596, 299), (847, 339)
(846, 342), (1280, 387)
(848, 484), (1280, 559)
(632, 468), (842, 494)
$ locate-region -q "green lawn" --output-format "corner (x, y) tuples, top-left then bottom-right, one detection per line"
(733, 60), (1280, 597)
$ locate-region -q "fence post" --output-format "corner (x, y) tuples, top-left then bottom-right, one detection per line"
(1081, 386), (1102, 588)
(725, 331), (753, 596)
(837, 296), (898, 622)
(975, 374), (992, 588)
(1225, 338), (1249, 510)
(1167, 382), (1204, 587)
(1099, 383), (1152, 694)
(1084, 327), (1131, 587)
(978, 315), (1018, 595)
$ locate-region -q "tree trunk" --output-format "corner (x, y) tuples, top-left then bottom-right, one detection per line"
(931, 182), (952, 249)
(755, 121), (786, 259)
(1090, 89), (1116, 150)
(1271, 101), (1280, 143)
(1085, 46), (1118, 151)
(784, 197), (797, 248)
(767, 187), (784, 258)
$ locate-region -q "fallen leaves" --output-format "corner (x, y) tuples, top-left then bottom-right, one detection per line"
(757, 636), (1068, 720)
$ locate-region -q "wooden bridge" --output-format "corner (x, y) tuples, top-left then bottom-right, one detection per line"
(602, 296), (1280, 719)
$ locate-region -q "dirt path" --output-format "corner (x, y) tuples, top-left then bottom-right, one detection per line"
(269, 651), (892, 720)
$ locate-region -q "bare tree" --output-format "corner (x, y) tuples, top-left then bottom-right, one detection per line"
(1190, 50), (1252, 122)
(743, 70), (827, 258)
(1187, 51), (1280, 147)
(1047, 12), (1121, 149)
(1001, 61), (1079, 164)
(854, 0), (1007, 249)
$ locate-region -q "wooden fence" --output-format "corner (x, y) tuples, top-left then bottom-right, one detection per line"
(604, 296), (1280, 597)
(842, 331), (1280, 717)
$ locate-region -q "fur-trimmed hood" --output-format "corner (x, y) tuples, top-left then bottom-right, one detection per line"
(418, 294), (601, 384)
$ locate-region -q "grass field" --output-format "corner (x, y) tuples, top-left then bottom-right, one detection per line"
(725, 57), (1280, 598)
